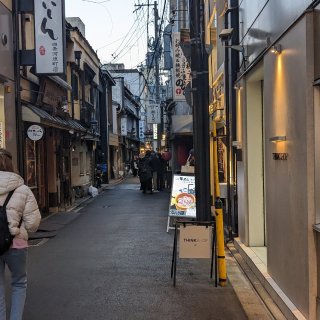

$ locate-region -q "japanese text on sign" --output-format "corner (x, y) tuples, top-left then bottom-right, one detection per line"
(139, 120), (145, 139)
(34, 0), (64, 74)
(147, 104), (161, 124)
(172, 32), (191, 101)
(169, 175), (196, 218)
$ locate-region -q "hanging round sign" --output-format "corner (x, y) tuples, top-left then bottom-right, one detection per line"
(27, 125), (44, 141)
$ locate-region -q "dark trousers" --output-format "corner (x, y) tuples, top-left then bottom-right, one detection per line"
(157, 172), (164, 190)
(141, 178), (152, 193)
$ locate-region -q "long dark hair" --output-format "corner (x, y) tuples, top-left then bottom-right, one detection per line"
(0, 148), (14, 172)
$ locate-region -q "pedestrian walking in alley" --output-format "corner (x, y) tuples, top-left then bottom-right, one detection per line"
(138, 151), (153, 194)
(150, 151), (161, 191)
(0, 149), (41, 320)
(131, 156), (138, 177)
(156, 152), (165, 190)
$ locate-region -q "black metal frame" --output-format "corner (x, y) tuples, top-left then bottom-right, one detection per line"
(171, 220), (217, 287)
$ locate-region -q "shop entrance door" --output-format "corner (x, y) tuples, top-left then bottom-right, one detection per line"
(25, 137), (48, 214)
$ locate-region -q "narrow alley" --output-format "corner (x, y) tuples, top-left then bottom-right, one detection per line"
(15, 178), (252, 320)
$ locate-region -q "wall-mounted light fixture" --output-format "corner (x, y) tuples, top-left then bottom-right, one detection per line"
(269, 135), (286, 143)
(271, 44), (282, 54)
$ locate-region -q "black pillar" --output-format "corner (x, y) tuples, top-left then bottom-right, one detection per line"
(190, 0), (211, 221)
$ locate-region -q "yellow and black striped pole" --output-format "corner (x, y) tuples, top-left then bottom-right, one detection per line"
(212, 121), (227, 286)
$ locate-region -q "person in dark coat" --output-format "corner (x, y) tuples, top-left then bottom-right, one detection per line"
(156, 153), (165, 190)
(138, 151), (153, 194)
(131, 156), (138, 177)
(150, 151), (160, 191)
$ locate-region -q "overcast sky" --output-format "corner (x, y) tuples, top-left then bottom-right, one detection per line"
(65, 0), (151, 68)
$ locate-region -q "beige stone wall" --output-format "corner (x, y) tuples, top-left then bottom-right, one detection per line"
(263, 15), (313, 318)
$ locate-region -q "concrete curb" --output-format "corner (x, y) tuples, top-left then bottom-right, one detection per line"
(227, 243), (287, 320)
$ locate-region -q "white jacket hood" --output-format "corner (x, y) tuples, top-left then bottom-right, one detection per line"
(0, 171), (24, 195)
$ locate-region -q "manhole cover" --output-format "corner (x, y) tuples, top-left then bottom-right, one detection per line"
(28, 238), (49, 247)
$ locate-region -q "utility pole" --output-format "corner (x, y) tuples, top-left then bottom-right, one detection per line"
(134, 1), (161, 150)
(154, 1), (160, 104)
(154, 1), (161, 151)
(189, 0), (211, 221)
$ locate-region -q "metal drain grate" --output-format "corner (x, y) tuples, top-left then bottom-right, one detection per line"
(28, 238), (49, 247)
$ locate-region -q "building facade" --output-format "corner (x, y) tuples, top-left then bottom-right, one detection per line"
(0, 0), (17, 166)
(210, 0), (320, 319)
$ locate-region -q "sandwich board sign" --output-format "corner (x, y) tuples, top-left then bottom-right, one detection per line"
(169, 174), (196, 218)
(167, 174), (196, 232)
(179, 225), (212, 259)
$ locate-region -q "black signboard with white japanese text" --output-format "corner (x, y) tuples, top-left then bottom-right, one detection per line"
(34, 0), (65, 74)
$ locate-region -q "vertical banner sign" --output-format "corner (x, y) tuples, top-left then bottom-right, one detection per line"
(172, 32), (191, 101)
(147, 103), (161, 124)
(120, 117), (127, 136)
(139, 120), (145, 139)
(153, 124), (158, 140)
(34, 0), (64, 74)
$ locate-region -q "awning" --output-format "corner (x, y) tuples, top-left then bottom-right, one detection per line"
(48, 76), (72, 91)
(171, 115), (193, 134)
(22, 104), (87, 132)
(314, 224), (320, 233)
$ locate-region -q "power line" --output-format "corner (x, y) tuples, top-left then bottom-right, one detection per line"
(111, 23), (148, 64)
(112, 21), (147, 61)
(96, 35), (128, 51)
(110, 6), (147, 61)
(146, 0), (167, 84)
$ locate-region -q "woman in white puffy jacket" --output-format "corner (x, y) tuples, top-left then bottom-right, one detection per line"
(0, 149), (41, 320)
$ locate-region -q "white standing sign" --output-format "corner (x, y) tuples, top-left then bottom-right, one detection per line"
(147, 103), (161, 124)
(169, 174), (196, 217)
(27, 125), (44, 141)
(172, 32), (191, 101)
(34, 0), (64, 74)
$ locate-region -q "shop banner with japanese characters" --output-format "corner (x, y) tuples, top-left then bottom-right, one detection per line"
(34, 0), (65, 74)
(169, 174), (196, 218)
(139, 120), (145, 139)
(146, 103), (161, 124)
(172, 32), (191, 101)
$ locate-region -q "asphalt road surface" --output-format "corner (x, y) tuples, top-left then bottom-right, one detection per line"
(12, 178), (247, 320)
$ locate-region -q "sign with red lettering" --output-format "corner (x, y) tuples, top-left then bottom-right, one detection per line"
(169, 174), (196, 218)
